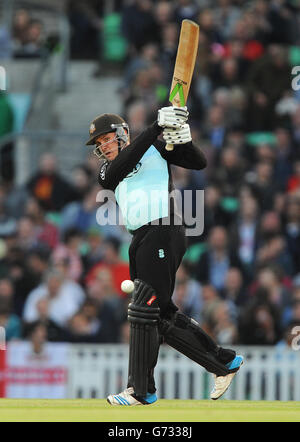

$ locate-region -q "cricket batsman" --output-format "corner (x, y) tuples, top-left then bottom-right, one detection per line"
(85, 107), (243, 405)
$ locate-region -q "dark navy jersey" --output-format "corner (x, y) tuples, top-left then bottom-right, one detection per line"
(98, 121), (207, 232)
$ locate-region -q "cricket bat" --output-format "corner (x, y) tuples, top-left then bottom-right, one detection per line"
(166, 19), (199, 151)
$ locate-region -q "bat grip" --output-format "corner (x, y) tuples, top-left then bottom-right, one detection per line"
(165, 143), (174, 151)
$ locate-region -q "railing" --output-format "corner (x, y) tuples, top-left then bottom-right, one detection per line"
(67, 344), (300, 401)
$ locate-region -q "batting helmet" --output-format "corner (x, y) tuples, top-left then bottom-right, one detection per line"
(86, 113), (129, 146)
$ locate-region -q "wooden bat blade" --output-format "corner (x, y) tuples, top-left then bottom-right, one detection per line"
(166, 19), (199, 151)
(169, 19), (199, 107)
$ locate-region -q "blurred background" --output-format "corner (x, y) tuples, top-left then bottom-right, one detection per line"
(0, 0), (300, 401)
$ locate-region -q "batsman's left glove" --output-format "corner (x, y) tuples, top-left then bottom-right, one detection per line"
(157, 106), (189, 128)
(162, 123), (192, 145)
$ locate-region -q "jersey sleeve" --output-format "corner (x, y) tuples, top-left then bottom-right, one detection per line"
(98, 121), (163, 190)
(154, 139), (207, 170)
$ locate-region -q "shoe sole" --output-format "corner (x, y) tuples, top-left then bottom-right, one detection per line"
(211, 360), (244, 401)
(106, 395), (155, 406)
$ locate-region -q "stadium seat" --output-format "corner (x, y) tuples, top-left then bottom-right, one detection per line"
(101, 13), (128, 63)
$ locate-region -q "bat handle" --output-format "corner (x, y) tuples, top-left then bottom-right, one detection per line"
(165, 143), (174, 151)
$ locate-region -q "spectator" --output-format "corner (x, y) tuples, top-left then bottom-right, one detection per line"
(203, 184), (232, 234)
(82, 228), (104, 272)
(27, 153), (78, 212)
(85, 268), (126, 342)
(70, 164), (94, 200)
(174, 0), (199, 23)
(173, 262), (203, 322)
(287, 159), (300, 194)
(0, 186), (17, 239)
(247, 162), (277, 211)
(0, 278), (21, 340)
(272, 127), (294, 190)
(284, 197), (300, 271)
(14, 19), (44, 58)
(230, 195), (259, 276)
(12, 246), (50, 316)
(197, 8), (222, 44)
(220, 267), (247, 307)
(210, 301), (238, 345)
(203, 104), (227, 151)
(159, 22), (179, 85)
(52, 228), (83, 282)
(291, 107), (300, 150)
(25, 197), (59, 250)
(121, 0), (160, 51)
(238, 287), (282, 345)
(60, 185), (99, 235)
(68, 0), (103, 60)
(214, 146), (245, 196)
(17, 216), (37, 251)
(246, 45), (291, 131)
(85, 237), (130, 297)
(200, 284), (222, 332)
(23, 269), (85, 327)
(0, 181), (29, 220)
(195, 226), (242, 291)
(120, 43), (160, 100)
(67, 298), (104, 342)
(213, 0), (242, 41)
(0, 91), (15, 182)
(257, 266), (292, 327)
(24, 321), (48, 356)
(12, 9), (30, 46)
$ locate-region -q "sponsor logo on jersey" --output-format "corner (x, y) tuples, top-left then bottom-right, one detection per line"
(99, 161), (108, 180)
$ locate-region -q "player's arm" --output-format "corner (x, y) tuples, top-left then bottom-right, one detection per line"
(99, 107), (188, 190)
(155, 124), (207, 170)
(98, 121), (163, 190)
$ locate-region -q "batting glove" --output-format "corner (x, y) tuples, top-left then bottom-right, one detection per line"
(163, 123), (192, 144)
(157, 106), (189, 128)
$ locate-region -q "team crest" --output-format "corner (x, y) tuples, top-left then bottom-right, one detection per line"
(99, 162), (108, 180)
(90, 123), (96, 134)
(126, 162), (142, 178)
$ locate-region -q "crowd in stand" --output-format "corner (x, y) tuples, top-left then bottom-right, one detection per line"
(0, 0), (300, 348)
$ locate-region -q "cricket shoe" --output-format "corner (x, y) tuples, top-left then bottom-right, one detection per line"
(210, 355), (244, 400)
(107, 387), (157, 406)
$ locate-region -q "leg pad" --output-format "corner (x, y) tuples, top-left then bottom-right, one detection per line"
(160, 312), (235, 376)
(127, 279), (160, 397)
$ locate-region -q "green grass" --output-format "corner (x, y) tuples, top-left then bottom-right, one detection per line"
(0, 399), (299, 422)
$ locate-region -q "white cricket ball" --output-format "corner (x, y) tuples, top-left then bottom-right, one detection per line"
(121, 279), (134, 294)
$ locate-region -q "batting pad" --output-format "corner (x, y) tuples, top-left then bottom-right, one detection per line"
(127, 280), (160, 397)
(160, 312), (235, 376)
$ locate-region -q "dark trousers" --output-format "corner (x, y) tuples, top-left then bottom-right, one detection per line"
(128, 221), (187, 394)
(129, 222), (187, 317)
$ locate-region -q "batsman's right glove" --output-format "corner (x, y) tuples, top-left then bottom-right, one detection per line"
(157, 106), (189, 128)
(163, 123), (192, 144)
